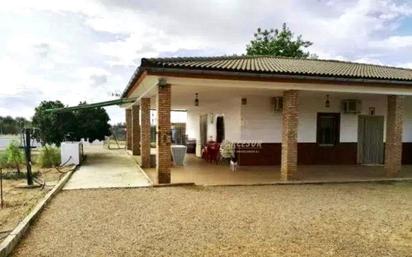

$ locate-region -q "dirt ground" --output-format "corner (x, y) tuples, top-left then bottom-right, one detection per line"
(0, 165), (68, 242)
(12, 183), (412, 257)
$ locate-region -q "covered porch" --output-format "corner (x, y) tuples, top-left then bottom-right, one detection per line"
(123, 56), (412, 184)
(143, 154), (412, 185)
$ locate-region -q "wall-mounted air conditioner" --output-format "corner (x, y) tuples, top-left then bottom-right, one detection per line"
(271, 97), (283, 112)
(341, 99), (361, 114)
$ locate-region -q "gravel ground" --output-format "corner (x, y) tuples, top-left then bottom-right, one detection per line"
(0, 165), (67, 240)
(12, 183), (412, 257)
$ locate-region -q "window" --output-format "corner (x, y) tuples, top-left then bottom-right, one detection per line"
(316, 113), (340, 146)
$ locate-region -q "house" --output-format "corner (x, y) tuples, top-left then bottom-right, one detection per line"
(121, 56), (412, 184)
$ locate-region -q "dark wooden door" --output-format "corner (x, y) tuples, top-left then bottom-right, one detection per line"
(199, 114), (208, 147)
(216, 116), (225, 143)
(358, 115), (384, 164)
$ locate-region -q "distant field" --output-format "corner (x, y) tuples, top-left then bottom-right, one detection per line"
(0, 135), (20, 149)
(0, 134), (19, 139)
(0, 134), (41, 149)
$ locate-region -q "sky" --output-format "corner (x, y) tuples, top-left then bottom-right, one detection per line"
(1, 0), (412, 124)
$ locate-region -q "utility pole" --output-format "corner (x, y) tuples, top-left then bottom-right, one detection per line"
(24, 128), (33, 186)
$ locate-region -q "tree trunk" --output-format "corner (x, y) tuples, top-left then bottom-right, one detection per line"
(15, 161), (20, 173)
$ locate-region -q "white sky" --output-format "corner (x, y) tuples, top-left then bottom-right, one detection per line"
(1, 0), (412, 124)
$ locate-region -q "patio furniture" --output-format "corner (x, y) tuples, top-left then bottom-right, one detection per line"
(186, 139), (196, 153)
(203, 142), (220, 163)
(171, 145), (187, 166)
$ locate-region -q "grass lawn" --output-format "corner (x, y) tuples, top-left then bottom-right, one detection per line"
(12, 183), (412, 257)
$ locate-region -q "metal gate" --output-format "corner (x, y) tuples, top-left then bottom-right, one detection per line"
(358, 115), (384, 164)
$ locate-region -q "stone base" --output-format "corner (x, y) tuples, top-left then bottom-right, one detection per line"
(280, 172), (301, 181)
(158, 172), (171, 184)
(15, 183), (42, 189)
(384, 168), (401, 178)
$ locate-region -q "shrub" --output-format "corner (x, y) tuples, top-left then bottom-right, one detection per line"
(0, 152), (8, 169)
(5, 140), (24, 172)
(220, 140), (235, 159)
(37, 145), (61, 168)
(1, 170), (39, 180)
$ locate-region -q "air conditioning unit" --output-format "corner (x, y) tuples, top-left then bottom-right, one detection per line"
(271, 97), (283, 112)
(341, 99), (361, 114)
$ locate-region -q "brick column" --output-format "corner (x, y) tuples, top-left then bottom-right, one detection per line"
(140, 98), (151, 168)
(280, 90), (299, 180)
(385, 95), (404, 177)
(131, 104), (140, 155)
(156, 84), (171, 184)
(125, 108), (132, 150)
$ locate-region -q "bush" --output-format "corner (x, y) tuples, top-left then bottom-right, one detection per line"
(37, 145), (61, 168)
(0, 152), (8, 169)
(5, 140), (24, 172)
(1, 170), (39, 180)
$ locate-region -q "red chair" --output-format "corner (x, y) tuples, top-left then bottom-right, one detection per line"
(206, 142), (220, 163)
(202, 141), (215, 160)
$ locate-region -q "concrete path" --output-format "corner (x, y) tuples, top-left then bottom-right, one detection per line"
(63, 145), (151, 190)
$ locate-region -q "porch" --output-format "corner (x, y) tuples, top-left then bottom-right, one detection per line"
(142, 153), (412, 185)
(122, 56), (412, 184)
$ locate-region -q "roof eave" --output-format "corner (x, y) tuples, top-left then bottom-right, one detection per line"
(123, 66), (412, 97)
(145, 67), (412, 86)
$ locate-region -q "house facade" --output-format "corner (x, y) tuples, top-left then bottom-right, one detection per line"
(186, 92), (412, 166)
(122, 56), (412, 183)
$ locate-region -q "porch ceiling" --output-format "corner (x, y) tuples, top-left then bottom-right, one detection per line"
(170, 85), (282, 110)
(168, 84), (398, 111)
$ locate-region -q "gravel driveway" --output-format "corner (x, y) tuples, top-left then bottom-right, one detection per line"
(12, 183), (412, 257)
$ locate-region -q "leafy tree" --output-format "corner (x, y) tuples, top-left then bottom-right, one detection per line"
(5, 140), (24, 173)
(73, 102), (111, 142)
(246, 23), (313, 58)
(32, 101), (77, 146)
(32, 101), (111, 145)
(0, 116), (30, 135)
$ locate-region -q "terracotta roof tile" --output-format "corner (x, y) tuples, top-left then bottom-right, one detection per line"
(142, 56), (412, 81)
(123, 56), (412, 97)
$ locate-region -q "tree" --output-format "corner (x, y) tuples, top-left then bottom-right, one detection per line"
(5, 140), (24, 173)
(0, 116), (30, 135)
(73, 102), (111, 142)
(246, 23), (313, 58)
(32, 101), (111, 146)
(32, 101), (77, 146)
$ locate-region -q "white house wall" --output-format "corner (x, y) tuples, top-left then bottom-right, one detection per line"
(242, 93), (391, 143)
(186, 93), (412, 144)
(186, 97), (241, 155)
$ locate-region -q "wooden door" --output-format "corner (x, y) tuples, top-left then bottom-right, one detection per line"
(199, 114), (208, 147)
(216, 116), (225, 143)
(358, 115), (384, 164)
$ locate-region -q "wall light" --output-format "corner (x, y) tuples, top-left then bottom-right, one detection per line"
(194, 93), (199, 106)
(325, 95), (330, 108)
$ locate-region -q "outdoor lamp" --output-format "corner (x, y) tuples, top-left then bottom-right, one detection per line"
(194, 93), (199, 106)
(325, 94), (330, 108)
(158, 78), (168, 88)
